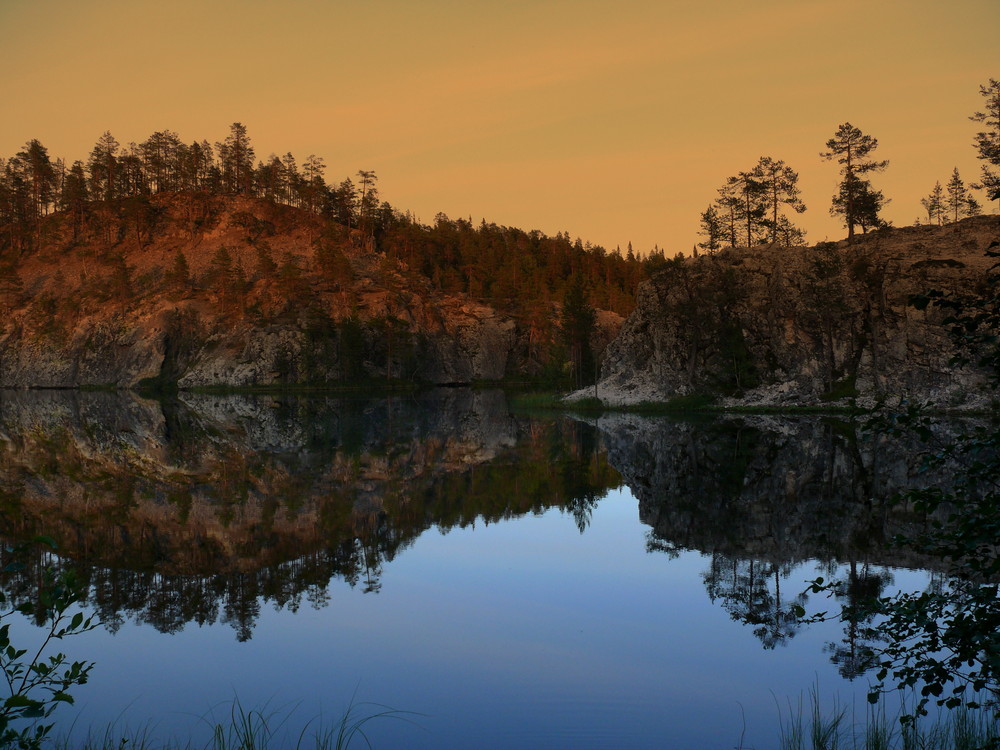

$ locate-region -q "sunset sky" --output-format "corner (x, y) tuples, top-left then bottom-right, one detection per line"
(1, 0), (996, 254)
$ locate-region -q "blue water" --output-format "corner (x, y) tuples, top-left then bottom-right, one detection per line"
(32, 488), (915, 749)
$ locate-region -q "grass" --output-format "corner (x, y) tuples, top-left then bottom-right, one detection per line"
(774, 686), (999, 750)
(49, 697), (421, 750)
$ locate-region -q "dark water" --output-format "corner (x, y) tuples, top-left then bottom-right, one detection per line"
(0, 390), (951, 748)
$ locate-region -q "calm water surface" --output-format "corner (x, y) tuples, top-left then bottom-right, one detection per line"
(0, 389), (945, 748)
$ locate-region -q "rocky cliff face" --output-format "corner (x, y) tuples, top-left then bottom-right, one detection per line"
(591, 217), (1000, 408)
(0, 390), (617, 638)
(594, 412), (969, 568)
(0, 194), (622, 388)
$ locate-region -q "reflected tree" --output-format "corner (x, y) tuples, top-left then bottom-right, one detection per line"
(703, 554), (807, 649)
(0, 393), (621, 640)
(823, 561), (892, 680)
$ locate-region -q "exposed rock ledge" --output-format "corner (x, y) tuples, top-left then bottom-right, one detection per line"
(571, 217), (999, 409)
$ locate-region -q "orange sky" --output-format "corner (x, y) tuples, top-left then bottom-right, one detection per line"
(1, 0), (996, 254)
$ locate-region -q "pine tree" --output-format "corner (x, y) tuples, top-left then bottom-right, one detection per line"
(357, 170), (378, 239)
(821, 123), (888, 240)
(697, 205), (724, 253)
(715, 180), (741, 248)
(209, 246), (235, 291)
(13, 139), (55, 219)
(969, 78), (1000, 206)
(561, 273), (596, 389)
(755, 156), (806, 244)
(921, 181), (947, 225)
(87, 131), (120, 201)
(728, 169), (767, 247)
(164, 251), (190, 296)
(254, 243), (277, 279)
(109, 255), (132, 307)
(301, 154), (326, 212)
(945, 168), (970, 222)
(216, 123), (255, 194)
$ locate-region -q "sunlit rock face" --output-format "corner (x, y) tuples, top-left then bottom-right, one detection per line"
(596, 412), (965, 569)
(0, 389), (531, 573)
(0, 389), (624, 638)
(0, 195), (626, 389)
(594, 216), (1000, 408)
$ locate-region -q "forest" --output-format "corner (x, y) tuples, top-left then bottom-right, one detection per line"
(0, 123), (649, 317)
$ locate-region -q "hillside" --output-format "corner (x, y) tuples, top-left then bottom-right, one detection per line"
(0, 191), (643, 388)
(588, 216), (1000, 409)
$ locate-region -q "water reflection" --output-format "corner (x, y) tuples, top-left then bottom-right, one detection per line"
(0, 389), (615, 640)
(596, 412), (967, 678)
(0, 392), (958, 658)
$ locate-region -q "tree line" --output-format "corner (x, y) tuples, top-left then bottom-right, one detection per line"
(0, 122), (657, 388)
(0, 122), (647, 313)
(0, 123), (386, 252)
(698, 79), (1000, 252)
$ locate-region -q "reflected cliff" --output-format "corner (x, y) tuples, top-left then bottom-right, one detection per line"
(596, 412), (968, 668)
(0, 389), (616, 640)
(0, 393), (965, 650)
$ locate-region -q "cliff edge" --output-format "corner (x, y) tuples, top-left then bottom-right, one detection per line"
(586, 216), (1000, 409)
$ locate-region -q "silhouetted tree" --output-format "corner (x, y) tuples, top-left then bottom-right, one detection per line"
(60, 161), (89, 239)
(756, 156), (806, 244)
(561, 273), (596, 388)
(13, 139), (55, 220)
(87, 131), (120, 202)
(821, 123), (888, 240)
(970, 78), (1000, 206)
(356, 170), (377, 240)
(216, 122), (255, 194)
(697, 204), (724, 253)
(921, 181), (946, 225)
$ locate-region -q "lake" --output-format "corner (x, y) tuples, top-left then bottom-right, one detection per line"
(0, 389), (950, 748)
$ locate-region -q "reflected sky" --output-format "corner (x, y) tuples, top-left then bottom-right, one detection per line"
(30, 490), (910, 750)
(0, 391), (954, 748)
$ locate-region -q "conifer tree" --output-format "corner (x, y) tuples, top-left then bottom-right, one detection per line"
(969, 78), (1000, 206)
(209, 246), (234, 291)
(756, 156), (806, 244)
(301, 155), (326, 213)
(254, 243), (277, 279)
(87, 131), (120, 201)
(945, 168), (971, 222)
(729, 169), (767, 247)
(561, 273), (596, 388)
(715, 181), (742, 248)
(167, 251), (191, 294)
(0, 261), (23, 312)
(821, 123), (888, 240)
(357, 170), (378, 239)
(921, 181), (947, 225)
(216, 123), (255, 194)
(109, 255), (132, 307)
(697, 205), (724, 253)
(13, 139), (55, 219)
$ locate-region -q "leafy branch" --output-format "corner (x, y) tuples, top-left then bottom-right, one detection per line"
(0, 537), (98, 748)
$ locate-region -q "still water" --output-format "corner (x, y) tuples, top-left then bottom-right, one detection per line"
(0, 389), (944, 748)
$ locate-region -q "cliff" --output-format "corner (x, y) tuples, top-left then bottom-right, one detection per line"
(0, 390), (618, 638)
(588, 216), (1000, 408)
(593, 412), (967, 568)
(0, 193), (624, 388)
(0, 390), (965, 640)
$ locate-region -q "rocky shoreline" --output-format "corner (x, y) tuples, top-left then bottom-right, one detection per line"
(570, 216), (1000, 411)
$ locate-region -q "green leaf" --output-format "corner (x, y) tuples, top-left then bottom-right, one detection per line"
(4, 694), (41, 708)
